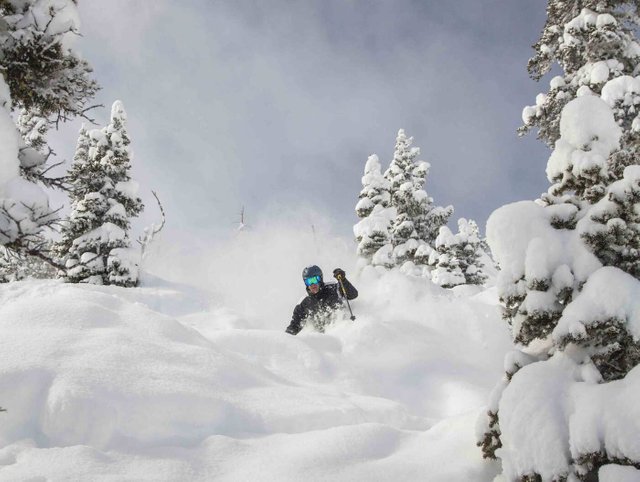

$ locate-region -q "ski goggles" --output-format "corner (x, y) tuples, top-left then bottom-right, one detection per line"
(304, 275), (322, 286)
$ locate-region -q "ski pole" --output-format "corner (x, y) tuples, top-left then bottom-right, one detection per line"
(336, 274), (356, 321)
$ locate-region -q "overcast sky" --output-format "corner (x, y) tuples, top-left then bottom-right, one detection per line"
(52, 1), (551, 241)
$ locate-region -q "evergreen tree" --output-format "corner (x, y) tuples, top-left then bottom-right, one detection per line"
(59, 101), (143, 287)
(430, 226), (465, 288)
(430, 219), (487, 288)
(499, 0), (640, 350)
(384, 130), (420, 264)
(480, 2), (640, 476)
(521, 1), (640, 148)
(384, 129), (452, 266)
(55, 124), (92, 274)
(355, 154), (390, 218)
(354, 154), (394, 266)
(354, 204), (395, 267)
(456, 218), (488, 285)
(0, 0), (98, 261)
(565, 165), (640, 381)
(0, 0), (99, 125)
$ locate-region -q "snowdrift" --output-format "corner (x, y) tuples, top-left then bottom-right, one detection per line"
(0, 272), (511, 481)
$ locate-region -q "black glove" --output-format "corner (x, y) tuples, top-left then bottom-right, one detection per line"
(286, 325), (299, 335)
(333, 268), (346, 280)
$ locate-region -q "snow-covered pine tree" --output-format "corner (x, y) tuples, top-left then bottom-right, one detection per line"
(478, 92), (635, 482)
(479, 3), (640, 476)
(384, 130), (419, 264)
(456, 218), (487, 285)
(0, 0), (98, 261)
(430, 226), (465, 288)
(59, 101), (143, 287)
(564, 164), (640, 382)
(55, 124), (92, 278)
(356, 154), (390, 218)
(497, 1), (640, 352)
(0, 1), (99, 125)
(0, 106), (66, 282)
(354, 204), (396, 269)
(411, 160), (453, 247)
(430, 219), (487, 288)
(509, 96), (630, 349)
(521, 1), (640, 149)
(354, 154), (394, 266)
(384, 129), (452, 268)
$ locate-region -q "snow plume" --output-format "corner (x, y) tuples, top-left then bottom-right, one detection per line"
(145, 207), (356, 330)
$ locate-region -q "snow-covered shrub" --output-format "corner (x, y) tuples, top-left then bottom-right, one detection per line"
(57, 101), (143, 287)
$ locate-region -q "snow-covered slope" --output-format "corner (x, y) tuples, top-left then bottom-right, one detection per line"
(0, 269), (511, 481)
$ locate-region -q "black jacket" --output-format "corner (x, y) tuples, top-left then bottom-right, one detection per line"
(285, 279), (358, 335)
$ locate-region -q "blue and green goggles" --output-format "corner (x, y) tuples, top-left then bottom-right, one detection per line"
(304, 275), (322, 286)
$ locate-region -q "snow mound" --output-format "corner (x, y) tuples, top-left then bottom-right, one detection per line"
(0, 274), (511, 480)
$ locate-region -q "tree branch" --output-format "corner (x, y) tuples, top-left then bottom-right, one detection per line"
(137, 190), (166, 258)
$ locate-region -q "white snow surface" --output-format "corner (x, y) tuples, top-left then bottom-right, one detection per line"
(0, 230), (512, 481)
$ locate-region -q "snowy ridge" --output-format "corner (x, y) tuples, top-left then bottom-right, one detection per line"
(0, 271), (510, 481)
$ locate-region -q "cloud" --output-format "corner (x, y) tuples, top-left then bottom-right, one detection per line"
(50, 0), (551, 242)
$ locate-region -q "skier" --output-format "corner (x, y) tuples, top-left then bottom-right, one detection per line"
(285, 265), (358, 335)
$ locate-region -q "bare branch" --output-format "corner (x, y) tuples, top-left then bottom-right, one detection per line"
(54, 103), (103, 129)
(40, 160), (64, 176)
(23, 247), (66, 271)
(137, 191), (166, 259)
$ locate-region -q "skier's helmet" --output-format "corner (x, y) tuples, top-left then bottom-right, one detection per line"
(302, 265), (323, 287)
